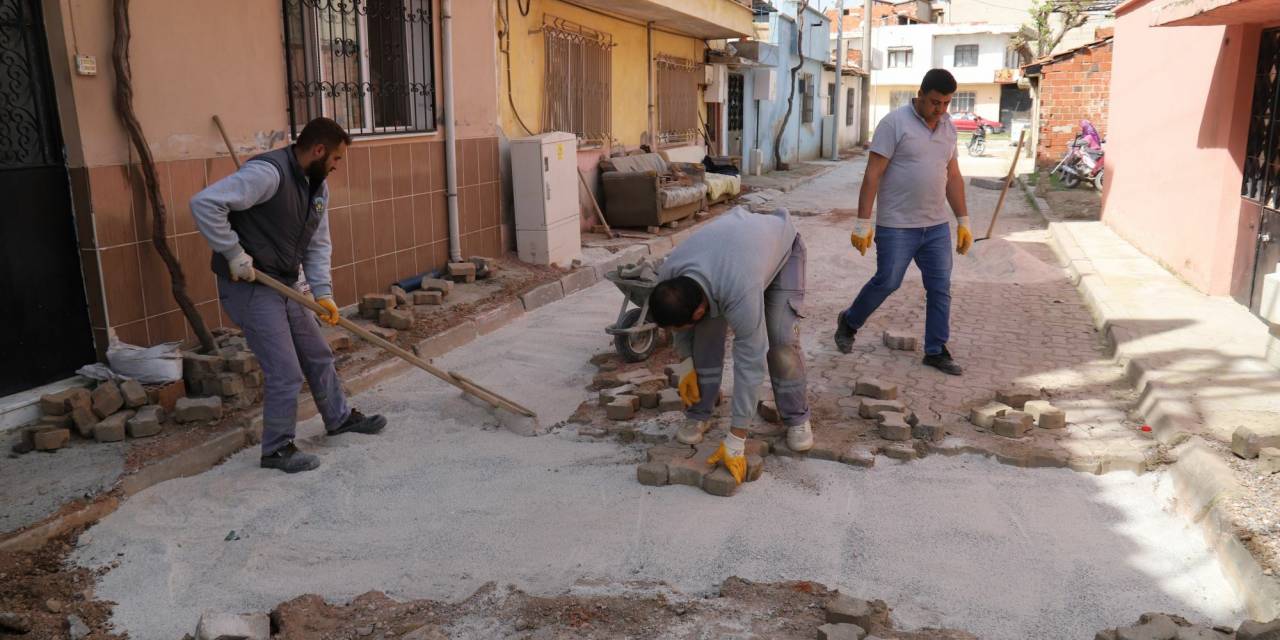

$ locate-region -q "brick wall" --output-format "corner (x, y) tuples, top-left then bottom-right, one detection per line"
(1035, 39), (1113, 167)
(72, 136), (501, 352)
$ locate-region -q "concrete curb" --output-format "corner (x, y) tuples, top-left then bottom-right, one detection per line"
(1171, 443), (1280, 620)
(1029, 178), (1280, 617)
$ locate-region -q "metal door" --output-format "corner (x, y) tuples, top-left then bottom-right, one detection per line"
(0, 0), (96, 396)
(1244, 29), (1280, 315)
(727, 72), (744, 158)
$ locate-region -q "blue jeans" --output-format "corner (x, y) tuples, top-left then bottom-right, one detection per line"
(841, 223), (953, 356)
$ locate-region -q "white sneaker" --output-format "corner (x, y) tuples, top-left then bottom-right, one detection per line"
(787, 420), (814, 452)
(676, 420), (711, 445)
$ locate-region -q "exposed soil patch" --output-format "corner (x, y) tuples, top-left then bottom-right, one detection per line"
(0, 529), (122, 639)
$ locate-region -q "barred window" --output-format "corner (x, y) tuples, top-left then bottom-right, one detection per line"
(954, 44), (978, 67)
(800, 73), (815, 124)
(827, 82), (836, 117)
(543, 16), (612, 145)
(283, 0), (437, 137)
(846, 88), (855, 126)
(657, 55), (700, 146)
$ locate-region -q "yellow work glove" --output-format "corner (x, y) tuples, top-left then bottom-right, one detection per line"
(956, 217), (973, 256)
(707, 441), (746, 484)
(678, 369), (701, 408)
(316, 296), (340, 326)
(849, 218), (874, 256)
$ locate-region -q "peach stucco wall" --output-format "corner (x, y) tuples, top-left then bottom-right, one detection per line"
(44, 0), (498, 169)
(1102, 0), (1270, 296)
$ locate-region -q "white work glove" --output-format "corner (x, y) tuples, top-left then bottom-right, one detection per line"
(228, 251), (256, 282)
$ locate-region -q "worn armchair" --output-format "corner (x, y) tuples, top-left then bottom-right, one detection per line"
(598, 153), (707, 228)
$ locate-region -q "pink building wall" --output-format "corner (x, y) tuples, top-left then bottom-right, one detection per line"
(1102, 0), (1276, 297)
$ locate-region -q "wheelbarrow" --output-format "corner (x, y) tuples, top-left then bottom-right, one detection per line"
(604, 271), (661, 362)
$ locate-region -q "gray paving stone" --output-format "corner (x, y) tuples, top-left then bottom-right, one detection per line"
(127, 406), (164, 438)
(91, 382), (124, 419)
(658, 389), (683, 412)
(854, 378), (898, 400)
(818, 623), (867, 640)
(93, 412), (131, 442)
(701, 467), (739, 497)
(119, 379), (148, 408)
(877, 413), (912, 441)
(175, 396), (223, 423)
(992, 411), (1034, 438)
(1258, 448), (1280, 475)
(912, 421), (946, 442)
(858, 397), (906, 420)
(970, 402), (1011, 428)
(636, 462), (668, 486)
(996, 387), (1042, 410)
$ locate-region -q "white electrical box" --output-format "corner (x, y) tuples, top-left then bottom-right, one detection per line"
(705, 65), (727, 103)
(753, 68), (775, 101)
(510, 131), (581, 266)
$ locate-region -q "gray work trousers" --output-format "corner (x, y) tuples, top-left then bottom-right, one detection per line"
(686, 234), (810, 427)
(218, 276), (350, 455)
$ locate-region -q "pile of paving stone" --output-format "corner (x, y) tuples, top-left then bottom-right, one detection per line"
(15, 360), (198, 454)
(15, 378), (167, 453)
(1094, 612), (1279, 639)
(622, 374), (953, 498)
(968, 387), (1068, 438)
(610, 255), (664, 283)
(355, 257), (494, 338)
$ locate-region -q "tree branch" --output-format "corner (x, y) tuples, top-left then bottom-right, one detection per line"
(111, 0), (217, 354)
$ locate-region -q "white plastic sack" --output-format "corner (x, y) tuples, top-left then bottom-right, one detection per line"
(104, 338), (183, 384)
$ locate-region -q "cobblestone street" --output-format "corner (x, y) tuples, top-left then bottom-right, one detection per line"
(739, 154), (1155, 472)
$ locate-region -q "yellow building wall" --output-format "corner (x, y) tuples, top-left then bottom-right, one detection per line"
(498, 0), (706, 147)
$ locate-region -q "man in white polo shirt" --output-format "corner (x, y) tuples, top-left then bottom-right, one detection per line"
(834, 69), (973, 375)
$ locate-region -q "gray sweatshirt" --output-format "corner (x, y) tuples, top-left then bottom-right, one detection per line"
(190, 159), (334, 299)
(658, 207), (798, 428)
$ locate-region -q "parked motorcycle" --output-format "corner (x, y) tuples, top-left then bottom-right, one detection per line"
(966, 126), (987, 157)
(1052, 120), (1105, 190)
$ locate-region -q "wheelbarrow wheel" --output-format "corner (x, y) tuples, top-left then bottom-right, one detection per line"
(614, 308), (657, 362)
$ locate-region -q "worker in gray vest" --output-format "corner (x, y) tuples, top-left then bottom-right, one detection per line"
(650, 207), (811, 486)
(192, 117), (386, 474)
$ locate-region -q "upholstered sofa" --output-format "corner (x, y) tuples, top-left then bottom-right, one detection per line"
(598, 153), (707, 228)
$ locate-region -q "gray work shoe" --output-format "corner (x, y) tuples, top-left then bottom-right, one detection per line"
(326, 408), (387, 436)
(834, 313), (856, 354)
(676, 420), (711, 445)
(786, 420), (814, 452)
(260, 442), (320, 473)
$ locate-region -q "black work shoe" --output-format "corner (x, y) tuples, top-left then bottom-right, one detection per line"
(922, 346), (963, 376)
(260, 442), (320, 473)
(327, 409), (387, 436)
(834, 313), (857, 354)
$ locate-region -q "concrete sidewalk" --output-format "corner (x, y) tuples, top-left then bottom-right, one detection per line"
(1046, 218), (1280, 446)
(1036, 187), (1280, 619)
